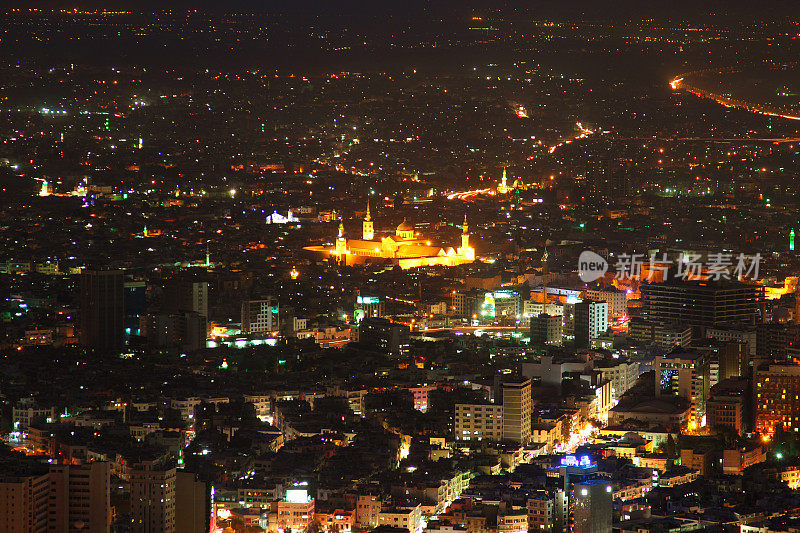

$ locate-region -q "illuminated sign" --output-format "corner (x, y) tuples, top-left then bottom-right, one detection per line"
(357, 296), (380, 305)
(286, 489), (310, 503)
(560, 455), (592, 468)
(481, 294), (495, 318)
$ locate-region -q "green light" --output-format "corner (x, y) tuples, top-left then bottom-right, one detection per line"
(791, 229), (795, 252)
(278, 359), (287, 365)
(261, 123), (266, 133)
(777, 452), (784, 460)
(579, 223), (585, 229)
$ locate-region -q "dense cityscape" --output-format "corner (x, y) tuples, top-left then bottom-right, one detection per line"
(3, 2), (800, 532)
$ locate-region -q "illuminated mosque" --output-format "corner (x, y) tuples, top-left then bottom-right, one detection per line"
(304, 204), (475, 269)
(496, 167), (526, 194)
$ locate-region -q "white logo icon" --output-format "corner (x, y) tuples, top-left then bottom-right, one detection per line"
(578, 251), (609, 282)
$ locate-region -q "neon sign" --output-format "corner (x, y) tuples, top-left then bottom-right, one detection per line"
(560, 455), (592, 467)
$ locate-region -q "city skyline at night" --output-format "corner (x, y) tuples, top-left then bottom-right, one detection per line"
(2, 2), (800, 532)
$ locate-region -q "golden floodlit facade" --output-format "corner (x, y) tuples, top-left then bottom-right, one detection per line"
(304, 204), (475, 269)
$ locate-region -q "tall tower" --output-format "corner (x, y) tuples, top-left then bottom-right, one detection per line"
(460, 214), (475, 260)
(335, 220), (348, 261)
(80, 269), (124, 352)
(363, 202), (374, 240)
(572, 480), (612, 533)
(498, 167), (511, 193)
(501, 377), (532, 444)
(461, 214), (470, 249)
(130, 461), (176, 533)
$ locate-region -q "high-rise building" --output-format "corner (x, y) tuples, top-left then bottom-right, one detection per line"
(530, 314), (563, 347)
(452, 289), (485, 319)
(657, 323), (692, 349)
(175, 471), (212, 533)
(140, 312), (206, 351)
(594, 359), (640, 400)
(454, 378), (532, 444)
(49, 462), (111, 532)
(124, 280), (147, 341)
(130, 461), (176, 533)
(527, 489), (568, 533)
(655, 351), (710, 426)
(574, 300), (608, 348)
(162, 279), (208, 318)
(358, 318), (410, 357)
(584, 286), (627, 319)
(0, 462), (49, 532)
(754, 362), (800, 438)
(756, 323), (800, 364)
(454, 402), (503, 441)
(718, 341), (748, 381)
(707, 377), (748, 435)
(80, 269), (125, 352)
(501, 377), (532, 444)
(706, 325), (757, 357)
(571, 480), (612, 533)
(628, 316), (655, 345)
(641, 280), (758, 329)
(241, 297), (278, 334)
(0, 457), (112, 533)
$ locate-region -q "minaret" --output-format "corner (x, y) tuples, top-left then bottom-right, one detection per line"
(205, 243), (211, 267)
(460, 214), (475, 260)
(501, 167), (508, 189)
(335, 220), (348, 260)
(363, 201), (374, 240)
